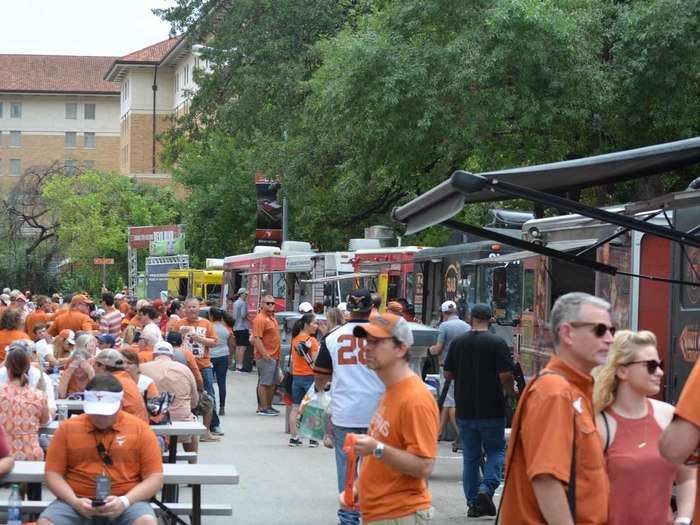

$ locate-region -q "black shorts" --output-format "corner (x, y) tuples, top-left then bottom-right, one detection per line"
(234, 329), (250, 346)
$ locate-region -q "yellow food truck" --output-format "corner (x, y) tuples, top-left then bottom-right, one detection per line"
(167, 269), (223, 301)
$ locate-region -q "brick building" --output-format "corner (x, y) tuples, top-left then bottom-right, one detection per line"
(0, 54), (121, 191)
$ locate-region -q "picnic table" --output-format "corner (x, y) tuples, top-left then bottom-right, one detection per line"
(3, 461), (239, 525)
(54, 399), (85, 411)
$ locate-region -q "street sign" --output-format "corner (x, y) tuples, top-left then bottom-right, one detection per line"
(93, 258), (114, 265)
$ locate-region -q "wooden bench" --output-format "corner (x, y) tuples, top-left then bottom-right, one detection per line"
(3, 461), (239, 525)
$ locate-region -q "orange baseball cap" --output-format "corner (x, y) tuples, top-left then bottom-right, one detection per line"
(70, 294), (94, 306)
(353, 313), (414, 346)
(58, 329), (76, 345)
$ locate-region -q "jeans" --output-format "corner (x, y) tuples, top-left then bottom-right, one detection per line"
(201, 366), (220, 429)
(457, 417), (505, 507)
(211, 356), (229, 409)
(333, 424), (367, 525)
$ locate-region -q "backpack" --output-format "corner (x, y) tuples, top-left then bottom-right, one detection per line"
(145, 391), (173, 425)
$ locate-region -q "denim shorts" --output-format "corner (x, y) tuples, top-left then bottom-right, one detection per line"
(40, 499), (155, 525)
(292, 375), (314, 405)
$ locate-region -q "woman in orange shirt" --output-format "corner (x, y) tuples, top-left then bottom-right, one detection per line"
(0, 309), (31, 362)
(288, 313), (320, 447)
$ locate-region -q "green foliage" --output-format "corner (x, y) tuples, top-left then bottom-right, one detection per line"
(158, 0), (700, 252)
(41, 171), (179, 294)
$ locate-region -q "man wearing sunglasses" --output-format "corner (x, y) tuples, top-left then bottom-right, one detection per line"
(251, 294), (282, 416)
(500, 292), (613, 525)
(39, 373), (163, 525)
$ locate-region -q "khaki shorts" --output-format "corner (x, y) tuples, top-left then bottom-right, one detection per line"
(365, 507), (434, 525)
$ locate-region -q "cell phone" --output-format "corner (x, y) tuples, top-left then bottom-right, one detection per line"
(91, 499), (106, 507)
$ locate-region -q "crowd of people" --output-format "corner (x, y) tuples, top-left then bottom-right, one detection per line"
(1, 284), (700, 524)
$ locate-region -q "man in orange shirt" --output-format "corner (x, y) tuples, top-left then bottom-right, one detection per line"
(94, 349), (149, 423)
(251, 294), (281, 416)
(350, 313), (438, 524)
(0, 308), (31, 362)
(38, 373), (162, 525)
(25, 295), (55, 341)
(48, 294), (96, 336)
(660, 350), (700, 525)
(172, 298), (221, 435)
(500, 292), (612, 524)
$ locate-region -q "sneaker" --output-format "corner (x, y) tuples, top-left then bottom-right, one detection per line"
(452, 440), (462, 453)
(308, 439), (319, 448)
(200, 432), (221, 442)
(210, 427), (224, 436)
(467, 506), (485, 518)
(476, 492), (496, 516)
(219, 407), (225, 416)
(258, 408), (278, 416)
(234, 368), (244, 374)
(268, 406), (280, 414)
(288, 438), (303, 447)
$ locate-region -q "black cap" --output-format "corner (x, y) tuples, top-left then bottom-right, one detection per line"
(166, 331), (183, 346)
(471, 303), (492, 321)
(347, 288), (373, 313)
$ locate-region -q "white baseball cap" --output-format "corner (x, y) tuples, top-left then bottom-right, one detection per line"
(84, 390), (124, 416)
(441, 300), (457, 313)
(298, 301), (313, 314)
(153, 341), (175, 357)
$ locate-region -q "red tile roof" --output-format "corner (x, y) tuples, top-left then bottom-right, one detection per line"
(117, 37), (182, 64)
(0, 54), (119, 94)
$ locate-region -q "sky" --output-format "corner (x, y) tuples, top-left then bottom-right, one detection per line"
(2, 0), (175, 57)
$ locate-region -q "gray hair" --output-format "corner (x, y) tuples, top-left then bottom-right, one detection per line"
(142, 331), (160, 346)
(550, 292), (611, 346)
(7, 339), (35, 355)
(75, 333), (97, 352)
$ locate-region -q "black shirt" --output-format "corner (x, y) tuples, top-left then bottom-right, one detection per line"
(444, 330), (514, 420)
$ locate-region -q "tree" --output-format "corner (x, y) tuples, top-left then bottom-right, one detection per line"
(41, 171), (180, 293)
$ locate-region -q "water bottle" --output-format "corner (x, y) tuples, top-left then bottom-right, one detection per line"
(7, 483), (21, 525)
(57, 404), (68, 421)
(52, 366), (61, 399)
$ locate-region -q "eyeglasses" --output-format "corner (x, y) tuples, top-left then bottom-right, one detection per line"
(264, 302), (275, 306)
(625, 359), (663, 374)
(96, 443), (113, 466)
(568, 322), (616, 337)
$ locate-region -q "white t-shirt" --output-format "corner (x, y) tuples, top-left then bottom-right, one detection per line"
(314, 321), (384, 428)
(35, 339), (54, 359)
(137, 374), (154, 396)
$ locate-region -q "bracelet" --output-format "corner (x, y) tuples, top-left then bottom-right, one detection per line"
(119, 495), (130, 509)
(674, 518), (691, 525)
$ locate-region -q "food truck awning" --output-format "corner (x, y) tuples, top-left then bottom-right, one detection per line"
(300, 272), (378, 284)
(467, 239), (598, 265)
(393, 137), (700, 236)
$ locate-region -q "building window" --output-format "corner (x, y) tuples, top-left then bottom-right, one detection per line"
(184, 65), (190, 85)
(10, 103), (21, 119)
(83, 160), (95, 170)
(175, 72), (180, 94)
(122, 80), (129, 102)
(9, 159), (21, 176)
(84, 103), (96, 120)
(65, 103), (78, 120)
(64, 159), (77, 175)
(84, 132), (96, 149)
(65, 132), (77, 148)
(10, 131), (20, 147)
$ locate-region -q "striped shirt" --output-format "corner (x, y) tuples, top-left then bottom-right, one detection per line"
(99, 308), (122, 338)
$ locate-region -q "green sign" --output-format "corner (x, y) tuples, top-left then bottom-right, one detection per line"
(149, 238), (186, 256)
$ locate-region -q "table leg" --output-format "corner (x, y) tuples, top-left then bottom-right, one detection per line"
(192, 484), (201, 525)
(163, 436), (179, 505)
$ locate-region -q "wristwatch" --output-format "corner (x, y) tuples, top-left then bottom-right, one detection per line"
(372, 442), (385, 459)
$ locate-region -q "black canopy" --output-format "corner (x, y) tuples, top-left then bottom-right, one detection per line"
(393, 137), (700, 235)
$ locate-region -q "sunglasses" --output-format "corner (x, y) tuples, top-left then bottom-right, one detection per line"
(626, 359), (663, 374)
(96, 443), (113, 466)
(568, 321), (616, 338)
(264, 302), (275, 306)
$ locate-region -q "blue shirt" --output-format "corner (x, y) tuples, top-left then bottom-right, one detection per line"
(437, 315), (471, 363)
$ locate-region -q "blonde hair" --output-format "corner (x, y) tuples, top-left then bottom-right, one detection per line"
(592, 330), (657, 413)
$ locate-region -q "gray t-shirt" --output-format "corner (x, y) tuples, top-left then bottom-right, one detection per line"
(234, 298), (250, 331)
(210, 322), (230, 359)
(438, 315), (471, 363)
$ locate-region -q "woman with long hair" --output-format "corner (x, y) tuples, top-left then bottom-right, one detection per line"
(593, 330), (696, 524)
(52, 329), (75, 363)
(321, 307), (345, 336)
(57, 349), (94, 398)
(120, 348), (159, 401)
(288, 313), (320, 447)
(0, 345), (50, 459)
(208, 307), (234, 418)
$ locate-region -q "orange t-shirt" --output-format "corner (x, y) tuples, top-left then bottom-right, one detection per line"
(0, 329), (31, 361)
(112, 371), (149, 423)
(172, 318), (216, 369)
(251, 311), (281, 360)
(48, 309), (95, 336)
(674, 358), (700, 525)
(500, 356), (609, 525)
(359, 374), (438, 522)
(24, 310), (53, 340)
(138, 348), (154, 363)
(118, 302), (130, 315)
(45, 411), (162, 498)
(290, 334), (319, 376)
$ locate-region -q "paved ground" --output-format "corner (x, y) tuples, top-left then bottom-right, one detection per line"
(188, 370), (499, 524)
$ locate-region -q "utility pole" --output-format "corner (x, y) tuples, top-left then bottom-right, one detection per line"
(282, 130), (289, 243)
